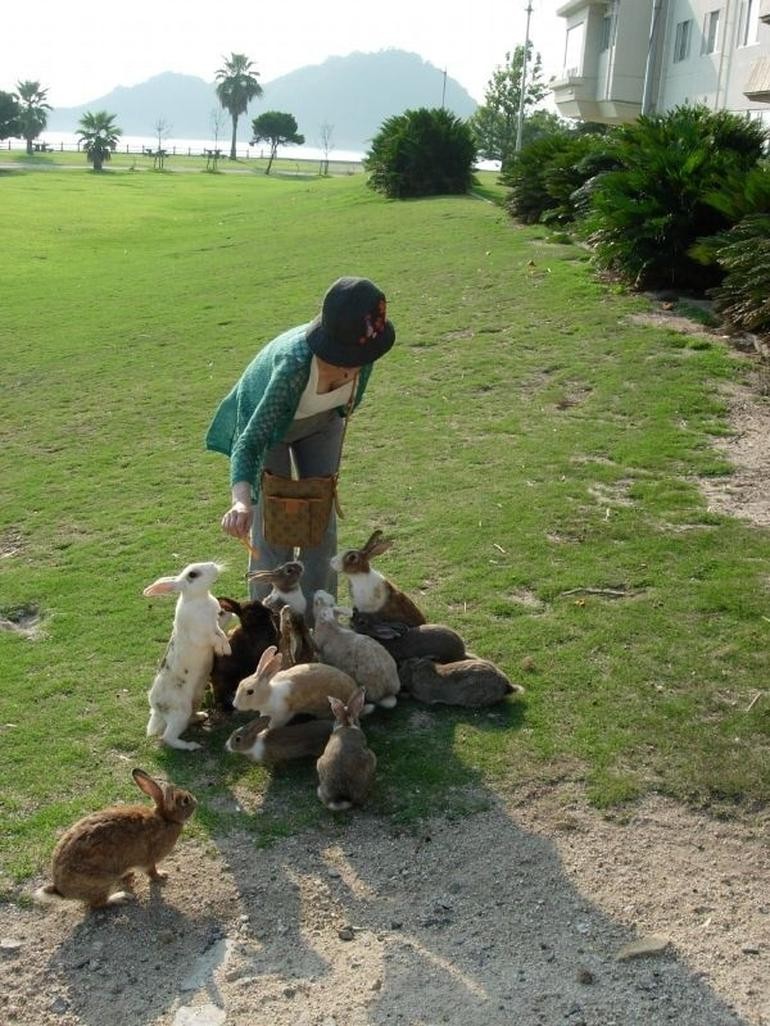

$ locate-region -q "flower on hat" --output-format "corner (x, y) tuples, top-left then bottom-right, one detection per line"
(359, 298), (387, 345)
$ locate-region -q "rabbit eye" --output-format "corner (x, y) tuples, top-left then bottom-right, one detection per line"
(187, 570), (200, 580)
(246, 688), (254, 695)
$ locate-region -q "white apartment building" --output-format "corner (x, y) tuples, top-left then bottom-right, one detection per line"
(551, 0), (770, 125)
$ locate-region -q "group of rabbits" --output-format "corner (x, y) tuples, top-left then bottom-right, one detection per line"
(37, 531), (521, 909)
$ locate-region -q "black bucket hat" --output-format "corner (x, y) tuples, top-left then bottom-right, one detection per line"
(306, 276), (396, 367)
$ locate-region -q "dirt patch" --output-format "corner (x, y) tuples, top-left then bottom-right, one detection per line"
(0, 604), (42, 640)
(0, 529), (24, 559)
(1, 786), (767, 1026)
(628, 312), (716, 339)
(697, 380), (770, 528)
(507, 589), (547, 612)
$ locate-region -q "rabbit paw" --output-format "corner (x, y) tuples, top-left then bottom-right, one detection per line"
(106, 891), (135, 906)
(214, 635), (232, 657)
(163, 737), (202, 751)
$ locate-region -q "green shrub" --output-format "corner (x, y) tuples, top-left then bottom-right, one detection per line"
(502, 130), (614, 226)
(365, 107), (477, 199)
(585, 105), (768, 290)
(692, 165), (770, 340)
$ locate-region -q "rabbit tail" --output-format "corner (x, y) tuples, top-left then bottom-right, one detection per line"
(317, 787), (353, 812)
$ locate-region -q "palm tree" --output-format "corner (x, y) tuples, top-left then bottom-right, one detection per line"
(15, 80), (51, 155)
(215, 53), (263, 160)
(77, 111), (122, 171)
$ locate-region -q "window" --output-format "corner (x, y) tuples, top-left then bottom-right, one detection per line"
(564, 22), (585, 74)
(739, 0), (759, 45)
(674, 19), (693, 62)
(702, 9), (720, 54)
(599, 15), (613, 52)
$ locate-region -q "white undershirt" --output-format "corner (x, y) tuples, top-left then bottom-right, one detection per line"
(294, 357), (356, 419)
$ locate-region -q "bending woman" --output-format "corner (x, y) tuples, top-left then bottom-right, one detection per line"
(205, 276), (396, 606)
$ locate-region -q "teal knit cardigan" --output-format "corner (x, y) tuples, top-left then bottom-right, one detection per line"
(205, 324), (373, 495)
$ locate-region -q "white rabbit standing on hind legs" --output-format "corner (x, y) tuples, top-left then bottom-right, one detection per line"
(143, 562), (231, 751)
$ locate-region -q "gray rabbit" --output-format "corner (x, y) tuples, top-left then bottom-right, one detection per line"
(398, 657), (523, 707)
(316, 688), (376, 811)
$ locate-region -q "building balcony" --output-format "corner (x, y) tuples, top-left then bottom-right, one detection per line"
(744, 56), (770, 102)
(552, 71), (642, 123)
(760, 0), (770, 24)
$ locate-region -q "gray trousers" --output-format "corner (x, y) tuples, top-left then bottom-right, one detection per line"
(249, 410), (344, 614)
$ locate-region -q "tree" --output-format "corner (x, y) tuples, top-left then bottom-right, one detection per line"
(319, 122), (334, 176)
(152, 117), (171, 169)
(251, 111), (304, 175)
(15, 80), (51, 155)
(365, 107), (477, 200)
(0, 91), (20, 141)
(77, 110), (122, 171)
(470, 45), (547, 168)
(216, 53), (263, 160)
(208, 107), (228, 171)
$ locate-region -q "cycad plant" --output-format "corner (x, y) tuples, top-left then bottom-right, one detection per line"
(503, 130), (615, 226)
(215, 53), (263, 160)
(365, 107), (476, 199)
(77, 111), (122, 171)
(692, 165), (770, 340)
(585, 105), (768, 290)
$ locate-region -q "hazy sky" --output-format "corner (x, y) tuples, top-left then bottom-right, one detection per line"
(3, 0), (567, 108)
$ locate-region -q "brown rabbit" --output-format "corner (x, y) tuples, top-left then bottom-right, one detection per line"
(226, 715), (333, 764)
(278, 605), (317, 667)
(398, 657), (524, 707)
(36, 769), (196, 909)
(316, 688), (377, 811)
(331, 530), (426, 626)
(233, 645), (360, 726)
(247, 560), (306, 616)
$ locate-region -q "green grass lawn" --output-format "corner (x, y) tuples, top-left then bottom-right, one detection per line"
(1, 167), (768, 896)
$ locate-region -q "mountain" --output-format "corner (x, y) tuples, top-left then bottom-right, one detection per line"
(47, 72), (217, 139)
(46, 51), (478, 151)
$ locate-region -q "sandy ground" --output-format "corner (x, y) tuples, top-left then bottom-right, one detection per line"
(1, 787), (768, 1026)
(2, 324), (768, 1026)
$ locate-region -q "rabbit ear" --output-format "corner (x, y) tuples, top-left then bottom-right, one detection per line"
(217, 596), (242, 615)
(328, 695), (347, 721)
(132, 768), (164, 807)
(363, 531), (392, 558)
(347, 688), (367, 719)
(143, 576), (179, 597)
(256, 645), (277, 673)
(247, 570), (276, 583)
(256, 645), (282, 678)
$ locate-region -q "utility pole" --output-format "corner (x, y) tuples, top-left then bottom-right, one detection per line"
(441, 67), (447, 109)
(515, 0), (534, 153)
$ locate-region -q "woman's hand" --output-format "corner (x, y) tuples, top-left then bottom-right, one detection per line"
(221, 482), (254, 538)
(221, 501), (253, 538)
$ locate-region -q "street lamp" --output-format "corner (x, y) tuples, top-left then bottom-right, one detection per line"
(515, 1), (534, 153)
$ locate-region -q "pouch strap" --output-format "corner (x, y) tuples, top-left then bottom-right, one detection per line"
(333, 371), (360, 519)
